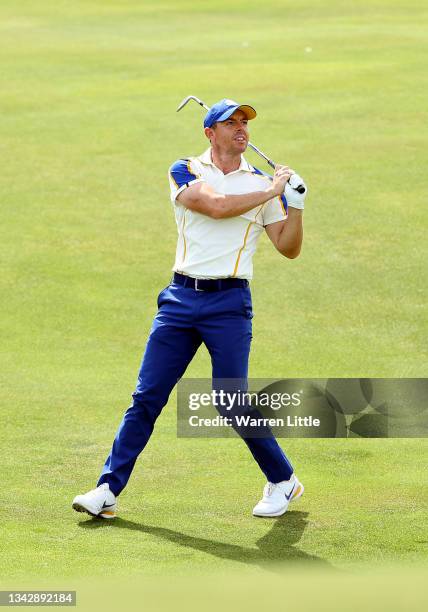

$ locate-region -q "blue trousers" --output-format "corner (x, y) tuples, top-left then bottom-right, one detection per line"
(98, 283), (293, 496)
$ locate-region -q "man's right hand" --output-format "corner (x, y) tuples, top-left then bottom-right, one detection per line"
(270, 164), (294, 197)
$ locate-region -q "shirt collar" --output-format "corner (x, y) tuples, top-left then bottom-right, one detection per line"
(198, 148), (254, 173)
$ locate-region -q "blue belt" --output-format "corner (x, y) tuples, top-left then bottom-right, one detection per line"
(173, 272), (249, 292)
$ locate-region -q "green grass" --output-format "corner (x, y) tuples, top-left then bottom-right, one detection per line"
(0, 0), (427, 586)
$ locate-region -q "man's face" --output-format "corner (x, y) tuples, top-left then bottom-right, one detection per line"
(205, 109), (249, 154)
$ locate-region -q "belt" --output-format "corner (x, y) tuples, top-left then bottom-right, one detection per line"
(173, 272), (249, 292)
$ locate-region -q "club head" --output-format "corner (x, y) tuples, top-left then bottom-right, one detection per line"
(176, 95), (207, 112)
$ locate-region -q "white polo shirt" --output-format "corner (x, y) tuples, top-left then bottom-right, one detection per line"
(168, 148), (288, 280)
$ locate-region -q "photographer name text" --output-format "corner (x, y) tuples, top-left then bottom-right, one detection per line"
(188, 415), (320, 428)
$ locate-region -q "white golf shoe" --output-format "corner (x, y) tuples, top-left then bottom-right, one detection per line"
(252, 474), (304, 518)
(72, 483), (117, 519)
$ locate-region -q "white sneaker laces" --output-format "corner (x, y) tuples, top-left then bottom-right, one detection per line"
(264, 478), (295, 498)
(264, 483), (276, 497)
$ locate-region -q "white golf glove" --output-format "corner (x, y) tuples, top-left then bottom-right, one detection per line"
(284, 173), (307, 210)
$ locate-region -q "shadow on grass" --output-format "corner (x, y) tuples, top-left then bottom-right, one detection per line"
(78, 511), (331, 571)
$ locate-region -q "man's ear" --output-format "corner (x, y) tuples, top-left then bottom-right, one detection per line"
(204, 126), (214, 142)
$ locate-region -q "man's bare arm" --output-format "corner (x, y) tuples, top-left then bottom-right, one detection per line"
(176, 166), (292, 220)
(265, 208), (303, 259)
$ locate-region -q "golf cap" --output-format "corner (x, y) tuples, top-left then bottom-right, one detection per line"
(203, 99), (257, 128)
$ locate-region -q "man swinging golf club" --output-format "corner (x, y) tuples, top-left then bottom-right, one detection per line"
(72, 98), (307, 519)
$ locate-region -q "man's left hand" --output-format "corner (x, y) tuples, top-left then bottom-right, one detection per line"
(285, 174), (307, 210)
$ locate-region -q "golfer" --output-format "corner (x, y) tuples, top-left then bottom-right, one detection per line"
(72, 99), (307, 519)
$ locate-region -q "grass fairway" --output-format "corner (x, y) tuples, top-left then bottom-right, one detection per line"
(1, 0), (427, 590)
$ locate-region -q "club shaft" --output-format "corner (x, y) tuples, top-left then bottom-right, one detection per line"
(247, 143), (275, 169)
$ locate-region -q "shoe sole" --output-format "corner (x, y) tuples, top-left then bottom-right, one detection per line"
(253, 506), (288, 518)
(72, 502), (116, 520)
(253, 481), (304, 518)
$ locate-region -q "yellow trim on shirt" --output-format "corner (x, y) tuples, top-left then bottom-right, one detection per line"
(232, 206), (264, 277)
(181, 209), (188, 262)
(187, 159), (193, 177)
(187, 159), (201, 179)
(278, 195), (287, 216)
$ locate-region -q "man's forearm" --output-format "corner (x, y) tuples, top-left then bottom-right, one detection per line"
(277, 208), (303, 258)
(213, 187), (278, 219)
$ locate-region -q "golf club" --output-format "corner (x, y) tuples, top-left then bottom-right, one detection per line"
(176, 95), (305, 194)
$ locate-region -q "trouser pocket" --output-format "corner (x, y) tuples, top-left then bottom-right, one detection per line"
(239, 287), (254, 319)
(157, 285), (170, 308)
